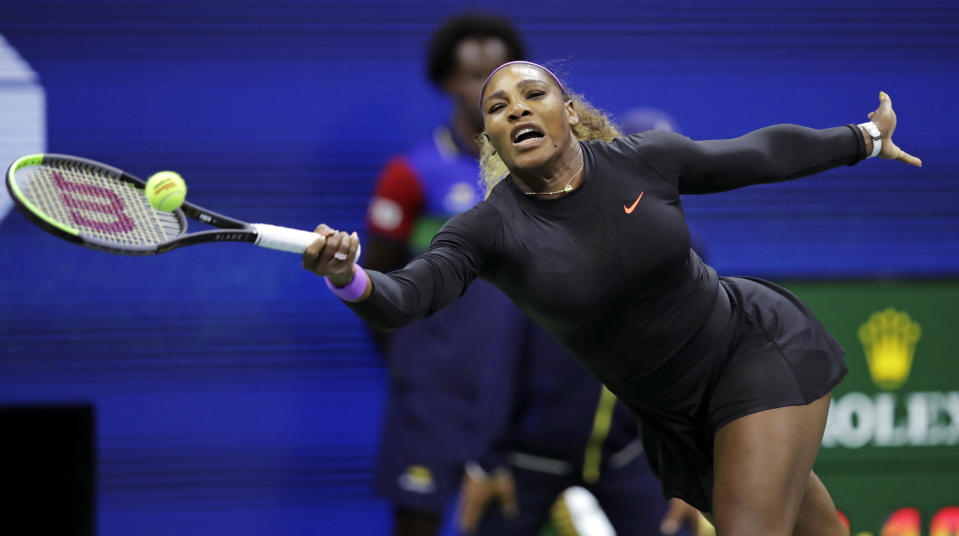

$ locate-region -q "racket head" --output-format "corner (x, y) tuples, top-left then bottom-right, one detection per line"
(6, 154), (189, 255)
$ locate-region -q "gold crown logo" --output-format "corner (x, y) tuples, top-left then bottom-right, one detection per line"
(858, 307), (921, 391)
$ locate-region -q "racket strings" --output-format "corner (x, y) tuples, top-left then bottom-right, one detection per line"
(14, 163), (185, 246)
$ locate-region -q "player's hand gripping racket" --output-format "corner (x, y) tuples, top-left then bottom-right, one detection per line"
(6, 153), (359, 258)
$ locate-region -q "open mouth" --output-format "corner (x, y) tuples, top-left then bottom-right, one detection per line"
(512, 127), (544, 145)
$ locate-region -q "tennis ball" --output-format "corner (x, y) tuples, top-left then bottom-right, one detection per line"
(145, 171), (187, 211)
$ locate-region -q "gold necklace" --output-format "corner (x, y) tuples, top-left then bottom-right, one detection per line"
(523, 162), (585, 196)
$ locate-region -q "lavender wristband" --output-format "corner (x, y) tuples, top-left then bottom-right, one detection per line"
(325, 265), (369, 301)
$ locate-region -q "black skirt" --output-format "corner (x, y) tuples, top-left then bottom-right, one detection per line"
(634, 276), (847, 512)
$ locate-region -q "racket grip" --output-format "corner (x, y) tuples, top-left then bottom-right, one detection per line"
(251, 223), (361, 261)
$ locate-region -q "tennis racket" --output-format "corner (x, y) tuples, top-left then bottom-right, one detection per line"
(6, 153), (358, 258)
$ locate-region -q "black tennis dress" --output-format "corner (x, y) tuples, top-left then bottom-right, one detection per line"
(346, 124), (865, 511)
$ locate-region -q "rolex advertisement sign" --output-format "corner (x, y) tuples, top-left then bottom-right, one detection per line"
(786, 281), (959, 536)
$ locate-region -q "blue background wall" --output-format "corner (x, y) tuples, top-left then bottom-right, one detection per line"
(0, 1), (957, 534)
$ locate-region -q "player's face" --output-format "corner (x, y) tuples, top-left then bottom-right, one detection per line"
(443, 37), (510, 131)
(480, 64), (579, 171)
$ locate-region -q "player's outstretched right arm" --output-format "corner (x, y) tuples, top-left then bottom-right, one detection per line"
(303, 205), (499, 331)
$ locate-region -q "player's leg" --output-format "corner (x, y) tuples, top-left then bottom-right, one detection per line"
(791, 472), (847, 536)
(589, 449), (693, 536)
(711, 393), (831, 536)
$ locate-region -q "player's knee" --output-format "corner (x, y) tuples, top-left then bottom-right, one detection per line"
(713, 513), (794, 536)
(712, 492), (800, 536)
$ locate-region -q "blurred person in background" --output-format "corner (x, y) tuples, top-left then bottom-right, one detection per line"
(619, 107), (679, 137)
(365, 14), (699, 536)
(458, 320), (701, 536)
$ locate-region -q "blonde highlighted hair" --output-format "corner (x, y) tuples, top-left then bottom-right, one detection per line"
(478, 91), (622, 197)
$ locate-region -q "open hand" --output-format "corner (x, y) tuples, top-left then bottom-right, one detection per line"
(868, 91), (922, 167)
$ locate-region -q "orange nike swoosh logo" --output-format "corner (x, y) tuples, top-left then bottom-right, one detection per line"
(624, 192), (644, 214)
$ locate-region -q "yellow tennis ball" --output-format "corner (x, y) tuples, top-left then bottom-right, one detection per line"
(145, 171), (187, 211)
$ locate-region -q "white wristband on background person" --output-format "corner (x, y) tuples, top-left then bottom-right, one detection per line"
(859, 121), (882, 158)
(465, 461), (510, 481)
(465, 461), (491, 482)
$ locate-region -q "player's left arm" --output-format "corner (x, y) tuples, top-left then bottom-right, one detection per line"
(645, 92), (920, 194)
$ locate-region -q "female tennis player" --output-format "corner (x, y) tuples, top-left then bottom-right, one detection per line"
(303, 61), (921, 535)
